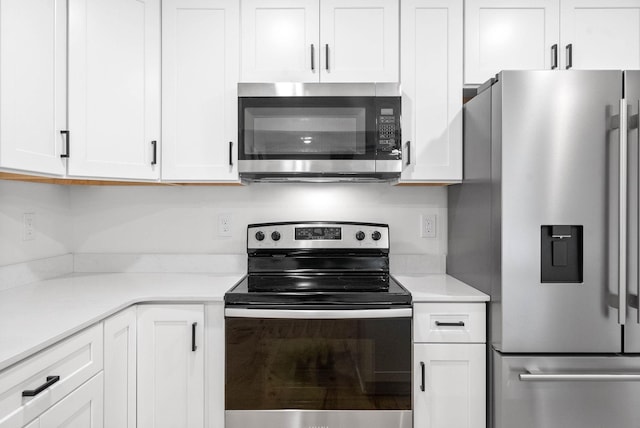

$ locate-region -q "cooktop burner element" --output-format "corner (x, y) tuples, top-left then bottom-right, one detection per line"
(225, 221), (411, 308)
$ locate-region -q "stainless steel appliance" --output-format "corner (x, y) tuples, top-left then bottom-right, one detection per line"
(448, 70), (640, 428)
(225, 222), (412, 428)
(237, 83), (402, 182)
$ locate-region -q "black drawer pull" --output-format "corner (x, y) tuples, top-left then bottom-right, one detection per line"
(192, 322), (197, 352)
(420, 362), (425, 391)
(435, 321), (465, 327)
(151, 140), (157, 166)
(22, 375), (60, 397)
(229, 141), (233, 166)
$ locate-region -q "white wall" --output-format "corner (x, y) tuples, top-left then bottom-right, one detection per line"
(0, 180), (72, 266)
(70, 183), (447, 256)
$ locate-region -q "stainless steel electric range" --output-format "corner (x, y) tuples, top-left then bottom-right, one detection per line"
(224, 221), (412, 428)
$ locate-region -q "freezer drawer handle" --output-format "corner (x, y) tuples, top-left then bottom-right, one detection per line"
(420, 361), (426, 391)
(519, 372), (640, 382)
(22, 375), (60, 397)
(435, 321), (465, 327)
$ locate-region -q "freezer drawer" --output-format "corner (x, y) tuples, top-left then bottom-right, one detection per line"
(494, 351), (640, 428)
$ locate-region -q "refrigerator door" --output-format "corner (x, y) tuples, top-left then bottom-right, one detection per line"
(498, 70), (624, 353)
(493, 351), (640, 428)
(624, 70), (640, 352)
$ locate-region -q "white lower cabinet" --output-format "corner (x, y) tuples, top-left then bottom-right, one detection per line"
(413, 303), (486, 428)
(104, 307), (137, 428)
(137, 304), (205, 428)
(205, 303), (224, 428)
(39, 372), (104, 428)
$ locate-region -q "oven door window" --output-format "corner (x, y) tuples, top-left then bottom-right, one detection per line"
(239, 97), (376, 160)
(225, 317), (411, 411)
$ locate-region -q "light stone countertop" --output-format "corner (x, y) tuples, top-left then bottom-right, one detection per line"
(0, 271), (487, 372)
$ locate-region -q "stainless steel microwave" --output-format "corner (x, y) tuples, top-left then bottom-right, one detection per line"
(237, 83), (402, 182)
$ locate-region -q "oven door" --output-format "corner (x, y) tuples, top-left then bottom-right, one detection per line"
(225, 308), (412, 428)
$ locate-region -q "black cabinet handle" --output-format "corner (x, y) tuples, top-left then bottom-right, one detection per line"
(325, 44), (329, 71)
(192, 322), (197, 352)
(551, 44), (558, 70)
(151, 140), (157, 166)
(22, 375), (60, 397)
(60, 130), (70, 158)
(435, 321), (465, 327)
(405, 141), (411, 166)
(420, 362), (425, 392)
(229, 141), (233, 166)
(311, 44), (315, 71)
(565, 44), (573, 69)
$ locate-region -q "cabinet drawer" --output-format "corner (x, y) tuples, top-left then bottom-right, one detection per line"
(0, 323), (103, 428)
(413, 303), (485, 343)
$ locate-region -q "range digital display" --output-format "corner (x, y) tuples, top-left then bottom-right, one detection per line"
(295, 227), (342, 240)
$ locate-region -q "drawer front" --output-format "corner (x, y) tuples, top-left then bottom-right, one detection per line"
(0, 323), (103, 428)
(413, 303), (485, 343)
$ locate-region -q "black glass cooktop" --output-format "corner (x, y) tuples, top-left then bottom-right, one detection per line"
(225, 274), (411, 308)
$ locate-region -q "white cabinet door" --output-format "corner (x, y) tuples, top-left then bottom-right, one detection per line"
(400, 0), (462, 182)
(162, 0), (239, 181)
(104, 307), (136, 428)
(0, 0), (67, 175)
(137, 305), (204, 428)
(319, 0), (399, 82)
(68, 0), (160, 180)
(205, 303), (224, 428)
(560, 0), (640, 70)
(465, 0), (560, 84)
(241, 0), (319, 82)
(414, 344), (485, 428)
(39, 373), (104, 428)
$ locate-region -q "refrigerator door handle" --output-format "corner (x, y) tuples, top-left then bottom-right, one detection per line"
(520, 371), (640, 382)
(619, 98), (629, 325)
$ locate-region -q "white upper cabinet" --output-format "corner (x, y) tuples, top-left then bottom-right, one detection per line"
(560, 0), (640, 70)
(400, 0), (462, 182)
(240, 0), (398, 82)
(68, 0), (161, 180)
(241, 0), (319, 82)
(465, 0), (560, 84)
(465, 0), (640, 84)
(319, 0), (399, 82)
(162, 0), (240, 181)
(0, 0), (67, 175)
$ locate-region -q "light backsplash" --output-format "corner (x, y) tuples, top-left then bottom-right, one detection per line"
(1, 180), (447, 275)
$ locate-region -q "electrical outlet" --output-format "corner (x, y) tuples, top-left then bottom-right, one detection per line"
(23, 213), (35, 241)
(218, 214), (232, 237)
(421, 214), (436, 238)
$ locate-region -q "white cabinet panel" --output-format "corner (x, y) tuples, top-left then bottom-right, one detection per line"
(320, 0), (398, 82)
(68, 0), (160, 180)
(39, 373), (103, 428)
(414, 344), (486, 428)
(162, 0), (239, 181)
(465, 0), (560, 84)
(137, 305), (204, 428)
(400, 0), (462, 182)
(104, 307), (136, 428)
(0, 0), (67, 175)
(241, 0), (319, 82)
(205, 303), (224, 428)
(560, 0), (640, 70)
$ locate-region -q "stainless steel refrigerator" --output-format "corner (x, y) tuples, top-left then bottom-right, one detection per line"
(448, 70), (640, 428)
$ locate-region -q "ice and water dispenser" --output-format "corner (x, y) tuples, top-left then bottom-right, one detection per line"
(541, 225), (583, 283)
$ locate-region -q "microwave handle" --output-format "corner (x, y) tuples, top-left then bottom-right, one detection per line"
(405, 141), (411, 166)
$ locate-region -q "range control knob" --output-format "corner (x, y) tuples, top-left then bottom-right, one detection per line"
(372, 231), (382, 241)
(255, 231), (265, 241)
(355, 231), (366, 241)
(271, 231), (281, 241)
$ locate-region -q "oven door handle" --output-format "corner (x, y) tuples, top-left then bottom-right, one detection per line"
(224, 308), (412, 319)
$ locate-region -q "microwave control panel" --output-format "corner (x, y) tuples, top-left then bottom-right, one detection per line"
(376, 104), (400, 154)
